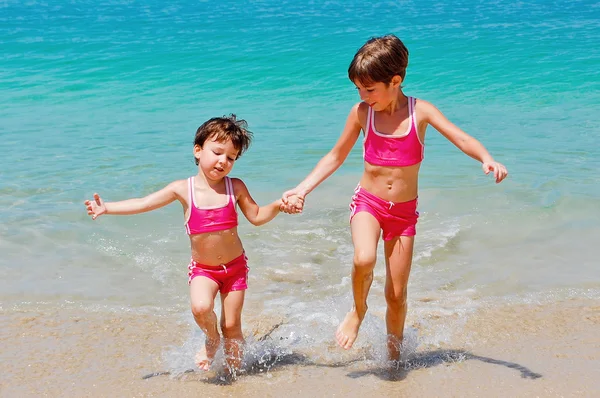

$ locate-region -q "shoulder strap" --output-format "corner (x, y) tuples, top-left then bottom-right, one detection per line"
(188, 177), (195, 207)
(410, 97), (417, 131)
(365, 105), (373, 138)
(225, 177), (236, 204)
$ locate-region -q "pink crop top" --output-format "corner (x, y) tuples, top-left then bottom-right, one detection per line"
(185, 176), (238, 235)
(363, 96), (424, 167)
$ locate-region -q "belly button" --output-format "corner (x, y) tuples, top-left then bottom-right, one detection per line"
(217, 255), (223, 260)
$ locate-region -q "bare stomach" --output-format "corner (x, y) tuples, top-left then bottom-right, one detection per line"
(359, 162), (421, 202)
(188, 227), (244, 265)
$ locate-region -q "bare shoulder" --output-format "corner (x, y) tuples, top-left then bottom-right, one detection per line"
(230, 177), (249, 197)
(353, 101), (369, 130)
(414, 98), (435, 112)
(414, 98), (442, 121)
(168, 179), (189, 197)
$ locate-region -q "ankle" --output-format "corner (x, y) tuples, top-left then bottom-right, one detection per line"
(349, 307), (367, 321)
(205, 335), (221, 345)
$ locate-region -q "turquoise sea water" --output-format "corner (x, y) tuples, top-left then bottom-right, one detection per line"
(1, 0), (599, 369)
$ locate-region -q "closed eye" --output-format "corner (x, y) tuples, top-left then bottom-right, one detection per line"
(355, 86), (375, 93)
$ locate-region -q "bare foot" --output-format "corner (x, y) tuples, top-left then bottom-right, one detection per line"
(387, 334), (403, 362)
(335, 310), (363, 350)
(223, 338), (244, 377)
(195, 338), (220, 371)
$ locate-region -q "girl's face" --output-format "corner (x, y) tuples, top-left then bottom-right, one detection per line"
(194, 137), (239, 181)
(354, 77), (401, 111)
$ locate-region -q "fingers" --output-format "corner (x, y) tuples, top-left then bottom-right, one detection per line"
(484, 162), (508, 183)
(496, 164), (508, 183)
(490, 163), (508, 183)
(281, 193), (305, 213)
(281, 204), (302, 214)
(280, 204), (298, 214)
(280, 197), (304, 214)
(85, 204), (97, 219)
(281, 190), (295, 203)
(290, 197), (305, 213)
(282, 188), (306, 205)
(85, 196), (100, 220)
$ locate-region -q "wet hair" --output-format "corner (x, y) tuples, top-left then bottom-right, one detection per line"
(193, 114), (253, 164)
(348, 34), (409, 86)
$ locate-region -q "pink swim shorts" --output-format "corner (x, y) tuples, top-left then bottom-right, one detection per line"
(187, 252), (249, 293)
(349, 185), (419, 240)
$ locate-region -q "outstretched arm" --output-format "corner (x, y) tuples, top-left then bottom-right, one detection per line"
(421, 100), (508, 183)
(84, 180), (185, 220)
(283, 103), (363, 205)
(233, 179), (283, 226)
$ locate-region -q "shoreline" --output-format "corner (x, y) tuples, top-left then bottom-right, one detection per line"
(2, 297), (598, 397)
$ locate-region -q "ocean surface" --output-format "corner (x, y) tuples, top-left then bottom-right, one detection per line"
(1, 0), (599, 383)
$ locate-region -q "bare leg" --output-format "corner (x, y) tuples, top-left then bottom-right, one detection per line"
(336, 212), (381, 350)
(220, 289), (245, 375)
(190, 276), (221, 371)
(384, 235), (414, 361)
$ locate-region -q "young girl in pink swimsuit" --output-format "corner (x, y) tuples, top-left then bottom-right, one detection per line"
(85, 115), (300, 374)
(282, 35), (508, 362)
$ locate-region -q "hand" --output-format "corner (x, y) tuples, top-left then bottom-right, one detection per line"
(482, 161), (508, 183)
(85, 193), (107, 220)
(281, 188), (306, 214)
(280, 194), (304, 214)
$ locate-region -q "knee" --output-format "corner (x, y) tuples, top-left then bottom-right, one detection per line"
(385, 286), (408, 308)
(353, 250), (376, 272)
(191, 301), (214, 318)
(220, 318), (242, 338)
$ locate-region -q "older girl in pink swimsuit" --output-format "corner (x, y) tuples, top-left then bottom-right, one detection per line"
(85, 115), (299, 374)
(282, 35), (508, 362)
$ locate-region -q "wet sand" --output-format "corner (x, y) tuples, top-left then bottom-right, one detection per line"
(1, 298), (598, 397)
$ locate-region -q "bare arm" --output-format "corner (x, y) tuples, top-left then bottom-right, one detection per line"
(290, 103), (363, 198)
(420, 100), (508, 183)
(233, 178), (282, 226)
(85, 180), (186, 219)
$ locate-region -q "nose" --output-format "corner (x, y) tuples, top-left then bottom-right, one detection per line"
(358, 89), (369, 101)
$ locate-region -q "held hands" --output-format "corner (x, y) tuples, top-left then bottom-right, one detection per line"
(84, 193), (107, 220)
(482, 161), (508, 183)
(280, 189), (305, 214)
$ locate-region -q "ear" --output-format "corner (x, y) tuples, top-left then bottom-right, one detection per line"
(193, 144), (202, 160)
(391, 75), (403, 88)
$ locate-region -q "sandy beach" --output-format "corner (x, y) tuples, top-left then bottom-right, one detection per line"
(2, 297), (598, 397)
(3, 1), (600, 397)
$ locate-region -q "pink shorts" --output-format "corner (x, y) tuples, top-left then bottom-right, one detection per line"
(349, 185), (419, 240)
(187, 252), (249, 293)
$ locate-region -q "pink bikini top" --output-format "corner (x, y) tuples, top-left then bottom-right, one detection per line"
(363, 96), (424, 167)
(185, 176), (238, 235)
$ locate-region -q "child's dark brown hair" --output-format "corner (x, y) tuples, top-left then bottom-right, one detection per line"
(348, 35), (409, 86)
(193, 114), (253, 164)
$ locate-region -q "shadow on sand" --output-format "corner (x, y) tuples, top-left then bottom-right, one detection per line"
(142, 323), (541, 384)
(143, 348), (541, 385)
(345, 349), (543, 382)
